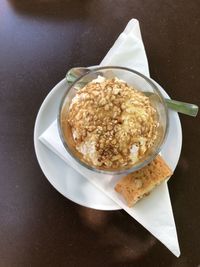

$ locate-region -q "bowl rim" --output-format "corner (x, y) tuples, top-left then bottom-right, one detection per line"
(58, 66), (169, 175)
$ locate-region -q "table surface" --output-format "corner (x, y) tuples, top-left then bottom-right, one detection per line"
(1, 0), (200, 266)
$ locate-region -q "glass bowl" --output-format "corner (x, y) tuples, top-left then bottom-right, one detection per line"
(58, 66), (169, 175)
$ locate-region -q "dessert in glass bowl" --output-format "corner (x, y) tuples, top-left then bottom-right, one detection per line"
(58, 67), (168, 175)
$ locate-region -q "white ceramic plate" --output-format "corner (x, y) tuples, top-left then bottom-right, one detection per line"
(34, 78), (182, 210)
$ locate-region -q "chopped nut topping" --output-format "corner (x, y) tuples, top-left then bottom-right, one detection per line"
(66, 77), (159, 169)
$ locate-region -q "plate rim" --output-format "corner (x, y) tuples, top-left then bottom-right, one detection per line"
(34, 77), (182, 210)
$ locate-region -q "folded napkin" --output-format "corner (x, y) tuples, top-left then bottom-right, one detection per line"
(39, 19), (180, 257)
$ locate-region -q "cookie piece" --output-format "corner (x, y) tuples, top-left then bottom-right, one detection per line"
(115, 155), (173, 207)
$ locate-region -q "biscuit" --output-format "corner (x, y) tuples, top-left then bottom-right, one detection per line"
(115, 155), (173, 207)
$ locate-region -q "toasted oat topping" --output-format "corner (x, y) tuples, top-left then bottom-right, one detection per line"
(66, 77), (159, 169)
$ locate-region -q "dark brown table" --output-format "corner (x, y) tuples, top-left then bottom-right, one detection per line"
(1, 0), (200, 266)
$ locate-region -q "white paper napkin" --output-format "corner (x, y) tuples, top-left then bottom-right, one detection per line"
(39, 19), (180, 257)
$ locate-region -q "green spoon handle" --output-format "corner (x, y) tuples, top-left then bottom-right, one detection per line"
(165, 99), (198, 117)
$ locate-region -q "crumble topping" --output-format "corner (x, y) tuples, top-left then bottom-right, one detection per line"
(66, 76), (159, 169)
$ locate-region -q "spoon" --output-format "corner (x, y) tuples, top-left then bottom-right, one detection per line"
(66, 67), (198, 117)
